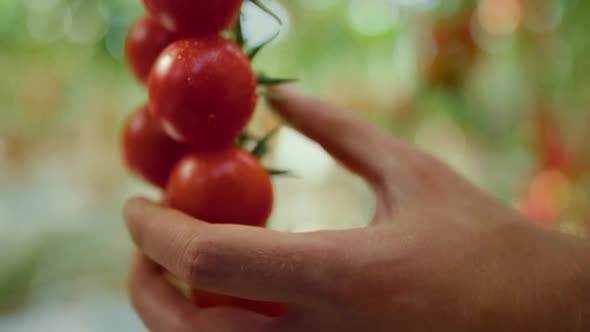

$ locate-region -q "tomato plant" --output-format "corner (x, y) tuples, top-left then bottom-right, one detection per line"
(143, 0), (243, 36)
(191, 289), (284, 317)
(123, 0), (288, 318)
(165, 146), (273, 226)
(149, 37), (257, 148)
(126, 15), (180, 84)
(122, 105), (189, 188)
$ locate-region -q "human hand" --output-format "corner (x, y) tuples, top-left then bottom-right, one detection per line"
(125, 85), (590, 332)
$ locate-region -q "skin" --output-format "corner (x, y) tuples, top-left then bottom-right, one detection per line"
(124, 85), (590, 332)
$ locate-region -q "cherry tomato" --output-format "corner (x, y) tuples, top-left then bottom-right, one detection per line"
(122, 105), (189, 188)
(149, 37), (257, 148)
(191, 289), (284, 317)
(425, 13), (478, 86)
(143, 0), (243, 36)
(126, 15), (180, 84)
(534, 109), (575, 175)
(165, 146), (273, 226)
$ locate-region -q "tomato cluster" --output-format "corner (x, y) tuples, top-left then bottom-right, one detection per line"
(122, 0), (284, 317)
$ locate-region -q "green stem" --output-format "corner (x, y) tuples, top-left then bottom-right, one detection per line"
(250, 0), (283, 25)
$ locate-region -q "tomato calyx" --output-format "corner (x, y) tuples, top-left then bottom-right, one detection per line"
(266, 168), (296, 177)
(256, 72), (298, 86)
(238, 128), (296, 178)
(246, 30), (280, 60)
(251, 127), (279, 159)
(249, 0), (283, 25)
(231, 4), (295, 86)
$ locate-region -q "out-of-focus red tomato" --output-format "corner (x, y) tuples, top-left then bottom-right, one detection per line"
(126, 15), (180, 84)
(122, 105), (189, 188)
(425, 13), (479, 86)
(534, 109), (575, 176)
(143, 0), (243, 36)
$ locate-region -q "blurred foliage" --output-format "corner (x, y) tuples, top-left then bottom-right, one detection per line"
(0, 0), (589, 328)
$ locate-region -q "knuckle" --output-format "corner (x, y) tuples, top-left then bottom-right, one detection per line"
(182, 235), (226, 286)
(304, 239), (353, 302)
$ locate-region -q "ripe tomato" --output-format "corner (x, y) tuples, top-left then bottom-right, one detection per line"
(126, 15), (179, 84)
(425, 13), (478, 86)
(122, 105), (189, 188)
(191, 289), (284, 317)
(143, 0), (243, 36)
(149, 37), (257, 148)
(165, 146), (273, 226)
(534, 109), (575, 175)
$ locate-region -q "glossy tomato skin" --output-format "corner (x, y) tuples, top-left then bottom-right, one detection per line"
(122, 105), (189, 188)
(165, 146), (273, 226)
(149, 37), (257, 148)
(143, 0), (242, 36)
(126, 15), (179, 84)
(191, 289), (284, 317)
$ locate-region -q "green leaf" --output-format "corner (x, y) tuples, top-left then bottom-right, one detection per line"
(250, 0), (283, 25)
(247, 30), (280, 60)
(252, 127), (280, 159)
(257, 72), (298, 86)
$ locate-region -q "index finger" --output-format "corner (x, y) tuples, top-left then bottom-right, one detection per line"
(267, 85), (413, 186)
(124, 197), (346, 305)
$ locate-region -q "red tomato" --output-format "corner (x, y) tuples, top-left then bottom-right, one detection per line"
(534, 109), (575, 175)
(143, 0), (242, 36)
(122, 105), (189, 188)
(165, 146), (273, 226)
(191, 289), (284, 317)
(426, 13), (478, 86)
(126, 15), (179, 84)
(149, 37), (257, 148)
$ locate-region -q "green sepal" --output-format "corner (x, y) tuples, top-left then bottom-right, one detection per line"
(238, 132), (257, 146)
(267, 168), (297, 177)
(252, 127), (279, 159)
(236, 15), (246, 48)
(257, 72), (298, 86)
(247, 30), (280, 61)
(250, 0), (283, 25)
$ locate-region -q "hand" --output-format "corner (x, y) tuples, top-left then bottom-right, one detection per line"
(124, 85), (590, 332)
